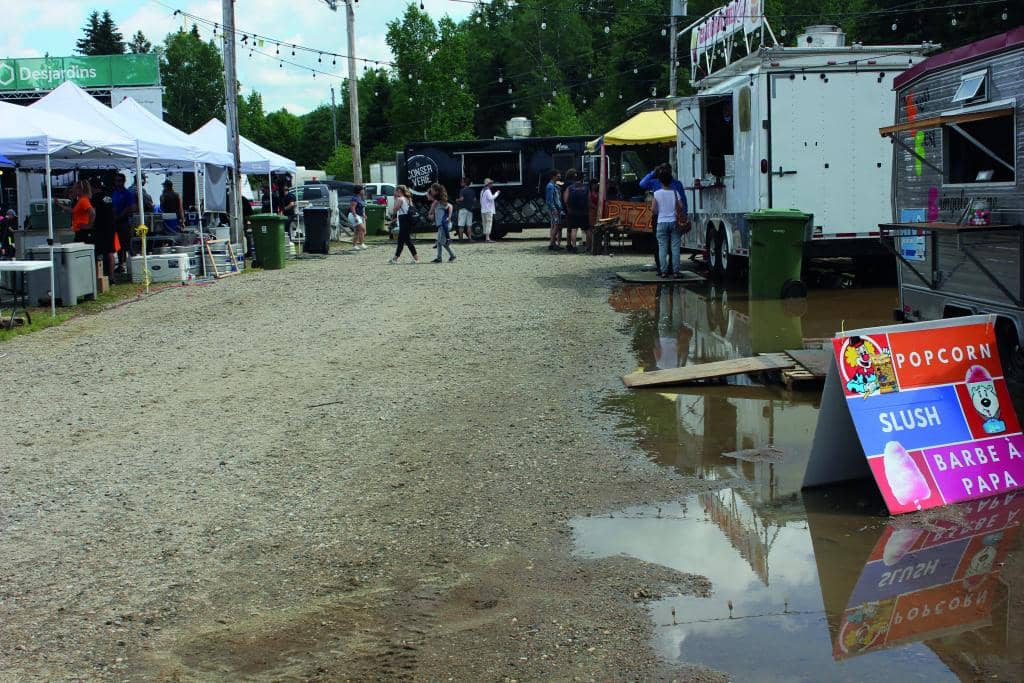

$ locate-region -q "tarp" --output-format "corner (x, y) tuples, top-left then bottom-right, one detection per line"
(29, 82), (198, 169)
(112, 98), (234, 168)
(0, 99), (136, 161)
(189, 119), (297, 174)
(0, 154), (12, 166)
(588, 109), (678, 150)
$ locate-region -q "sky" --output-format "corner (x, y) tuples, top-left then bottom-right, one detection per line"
(4, 0), (473, 115)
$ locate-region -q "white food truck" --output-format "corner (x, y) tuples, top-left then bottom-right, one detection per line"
(678, 3), (935, 278)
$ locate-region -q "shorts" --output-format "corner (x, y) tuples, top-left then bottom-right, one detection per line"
(458, 209), (473, 227)
(548, 207), (561, 226)
(349, 212), (365, 227)
(566, 212), (588, 229)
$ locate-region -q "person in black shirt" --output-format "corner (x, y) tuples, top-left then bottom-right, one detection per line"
(279, 181), (297, 236)
(91, 177), (117, 277)
(455, 177), (476, 241)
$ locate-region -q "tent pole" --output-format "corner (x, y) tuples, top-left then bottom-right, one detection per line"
(195, 163), (206, 278)
(268, 172), (273, 212)
(45, 154), (55, 318)
(135, 150), (148, 293)
(598, 143), (608, 220)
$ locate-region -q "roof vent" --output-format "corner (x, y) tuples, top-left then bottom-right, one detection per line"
(796, 25), (846, 48)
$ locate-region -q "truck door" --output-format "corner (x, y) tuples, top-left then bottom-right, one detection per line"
(676, 97), (702, 248)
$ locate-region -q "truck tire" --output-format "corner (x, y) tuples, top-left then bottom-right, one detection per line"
(471, 222), (484, 240)
(996, 318), (1024, 383)
(714, 225), (729, 278)
(705, 225), (716, 274)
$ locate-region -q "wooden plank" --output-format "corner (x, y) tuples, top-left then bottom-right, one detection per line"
(616, 270), (705, 284)
(784, 349), (832, 378)
(622, 353), (795, 388)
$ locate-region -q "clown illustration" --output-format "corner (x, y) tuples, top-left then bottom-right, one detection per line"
(965, 365), (1005, 434)
(842, 336), (898, 397)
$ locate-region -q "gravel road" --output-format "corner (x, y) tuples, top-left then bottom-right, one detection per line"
(1, 239), (727, 681)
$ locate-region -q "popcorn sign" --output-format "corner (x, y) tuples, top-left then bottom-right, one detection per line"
(805, 315), (1024, 514)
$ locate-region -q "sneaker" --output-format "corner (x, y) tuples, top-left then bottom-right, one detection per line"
(430, 258), (442, 263)
(567, 246), (578, 253)
(448, 255), (456, 262)
(360, 244), (368, 250)
(388, 257), (398, 265)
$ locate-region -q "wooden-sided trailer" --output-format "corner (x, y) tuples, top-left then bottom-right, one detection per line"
(878, 28), (1024, 373)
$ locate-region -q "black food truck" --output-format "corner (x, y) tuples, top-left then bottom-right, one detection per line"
(397, 136), (594, 239)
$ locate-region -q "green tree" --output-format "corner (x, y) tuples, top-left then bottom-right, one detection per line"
(263, 109), (304, 162)
(76, 10), (125, 55)
(324, 144), (354, 181)
(295, 105), (335, 169)
(161, 26), (225, 134)
(534, 93), (588, 136)
(238, 91), (269, 148)
(127, 30), (152, 54)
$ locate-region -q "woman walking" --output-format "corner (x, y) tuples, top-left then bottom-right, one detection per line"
(388, 185), (419, 264)
(349, 185), (368, 250)
(652, 169), (684, 277)
(428, 183), (456, 263)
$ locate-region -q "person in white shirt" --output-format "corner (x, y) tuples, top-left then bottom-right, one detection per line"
(479, 178), (500, 243)
(652, 170), (684, 277)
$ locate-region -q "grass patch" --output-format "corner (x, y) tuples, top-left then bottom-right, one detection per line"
(1, 280), (178, 344)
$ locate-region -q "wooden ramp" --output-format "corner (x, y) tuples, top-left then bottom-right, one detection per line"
(622, 353), (794, 388)
(781, 349), (831, 389)
(616, 270), (705, 284)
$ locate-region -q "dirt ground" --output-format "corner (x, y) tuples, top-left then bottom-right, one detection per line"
(1, 239), (729, 681)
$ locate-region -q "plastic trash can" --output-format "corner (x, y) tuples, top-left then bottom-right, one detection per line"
(302, 207), (331, 254)
(745, 209), (811, 299)
(365, 204), (386, 235)
(249, 213), (287, 269)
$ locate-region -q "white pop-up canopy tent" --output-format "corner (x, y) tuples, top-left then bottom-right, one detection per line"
(0, 100), (138, 316)
(190, 119), (296, 212)
(111, 97), (234, 168)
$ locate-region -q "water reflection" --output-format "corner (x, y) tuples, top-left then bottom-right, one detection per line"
(589, 282), (1023, 680)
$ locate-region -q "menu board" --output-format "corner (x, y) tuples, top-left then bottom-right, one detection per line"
(806, 315), (1024, 514)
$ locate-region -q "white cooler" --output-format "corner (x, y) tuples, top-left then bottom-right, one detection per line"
(130, 254), (192, 283)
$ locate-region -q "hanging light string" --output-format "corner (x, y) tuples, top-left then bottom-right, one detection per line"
(449, 0), (1009, 22)
(154, 1), (395, 68)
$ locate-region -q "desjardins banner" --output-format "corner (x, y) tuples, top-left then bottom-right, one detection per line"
(0, 54), (160, 91)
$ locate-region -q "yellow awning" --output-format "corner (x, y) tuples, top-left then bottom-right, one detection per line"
(587, 109), (677, 151)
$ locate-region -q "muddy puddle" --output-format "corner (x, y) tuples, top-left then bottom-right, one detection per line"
(580, 282), (1024, 681)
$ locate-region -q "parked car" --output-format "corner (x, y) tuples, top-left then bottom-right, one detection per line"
(363, 182), (396, 215)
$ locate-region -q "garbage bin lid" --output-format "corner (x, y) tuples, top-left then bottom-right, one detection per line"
(250, 213), (288, 222)
(744, 208), (811, 221)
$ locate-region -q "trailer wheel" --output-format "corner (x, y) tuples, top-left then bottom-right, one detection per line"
(704, 225), (716, 273)
(715, 225), (729, 277)
(996, 318), (1024, 383)
(470, 222), (484, 240)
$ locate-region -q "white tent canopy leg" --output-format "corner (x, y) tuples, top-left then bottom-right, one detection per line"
(135, 149), (148, 293)
(45, 154), (55, 318)
(194, 162), (206, 278)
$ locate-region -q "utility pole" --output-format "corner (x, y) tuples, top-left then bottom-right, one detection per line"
(330, 86), (339, 150)
(670, 0), (687, 96)
(321, 0), (363, 183)
(344, 0), (363, 183)
(222, 0), (244, 246)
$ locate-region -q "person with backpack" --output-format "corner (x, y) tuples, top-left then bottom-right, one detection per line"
(428, 183), (456, 263)
(388, 185), (419, 264)
(562, 171), (588, 253)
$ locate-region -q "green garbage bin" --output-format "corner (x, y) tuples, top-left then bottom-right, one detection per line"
(249, 213), (287, 270)
(365, 203), (386, 235)
(745, 209), (811, 299)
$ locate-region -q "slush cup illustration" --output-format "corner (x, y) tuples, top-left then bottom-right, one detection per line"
(882, 441), (932, 510)
(965, 365), (1005, 434)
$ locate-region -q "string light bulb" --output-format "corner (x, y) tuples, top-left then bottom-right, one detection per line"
(318, 53), (322, 63)
(633, 66), (638, 74)
(419, 1), (424, 9)
(599, 90), (604, 98)
(618, 92), (623, 99)
(661, 28), (667, 36)
(587, 71), (592, 78)
(891, 22), (897, 31)
(507, 86), (512, 94)
(604, 25), (610, 34)
(951, 15), (957, 26)
(275, 43), (279, 54)
(541, 21), (547, 30)
(1002, 8), (1008, 20)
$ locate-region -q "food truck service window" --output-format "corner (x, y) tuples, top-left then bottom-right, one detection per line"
(943, 113), (1015, 185)
(701, 95), (734, 179)
(459, 151), (523, 187)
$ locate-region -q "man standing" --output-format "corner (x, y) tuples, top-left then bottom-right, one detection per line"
(455, 177), (476, 241)
(91, 177), (116, 277)
(279, 180), (297, 236)
(111, 173), (137, 273)
(160, 179), (184, 232)
(562, 170), (588, 253)
(545, 170), (564, 251)
(480, 178), (500, 243)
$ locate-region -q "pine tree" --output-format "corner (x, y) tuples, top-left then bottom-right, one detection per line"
(76, 10), (126, 56)
(128, 30), (152, 54)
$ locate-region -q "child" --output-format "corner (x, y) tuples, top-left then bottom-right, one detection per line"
(429, 183), (456, 263)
